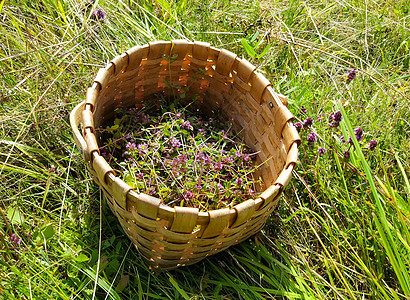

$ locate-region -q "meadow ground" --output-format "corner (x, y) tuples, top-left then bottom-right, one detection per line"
(0, 0), (409, 299)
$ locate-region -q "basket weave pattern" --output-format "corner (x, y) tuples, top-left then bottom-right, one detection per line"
(70, 40), (300, 270)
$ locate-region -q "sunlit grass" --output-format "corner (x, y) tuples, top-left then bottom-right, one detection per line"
(0, 0), (409, 299)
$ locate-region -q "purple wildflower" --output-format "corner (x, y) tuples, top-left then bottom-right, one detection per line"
(181, 120), (193, 130)
(243, 154), (251, 162)
(318, 147), (327, 156)
(178, 154), (188, 164)
(294, 121), (303, 131)
(300, 106), (307, 114)
(235, 178), (243, 186)
(149, 188), (156, 196)
(28, 122), (36, 131)
(347, 136), (353, 145)
(307, 132), (318, 145)
(340, 135), (345, 143)
(214, 162), (223, 171)
(235, 151), (242, 158)
(303, 117), (314, 129)
(195, 184), (201, 190)
(9, 234), (21, 245)
(369, 140), (378, 151)
(217, 183), (224, 190)
(169, 137), (181, 148)
(343, 150), (350, 158)
(347, 69), (357, 83)
(354, 127), (364, 142)
(137, 143), (148, 155)
(136, 173), (144, 180)
(142, 115), (150, 123)
(329, 111), (343, 127)
(196, 151), (205, 161)
(91, 9), (106, 21)
(126, 142), (136, 151)
(184, 191), (194, 199)
(203, 155), (211, 166)
(222, 156), (234, 164)
(198, 128), (205, 133)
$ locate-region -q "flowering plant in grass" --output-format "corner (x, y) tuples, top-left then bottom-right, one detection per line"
(296, 107), (378, 160)
(294, 68), (377, 160)
(99, 98), (262, 211)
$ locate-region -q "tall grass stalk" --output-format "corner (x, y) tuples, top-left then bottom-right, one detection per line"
(338, 102), (410, 296)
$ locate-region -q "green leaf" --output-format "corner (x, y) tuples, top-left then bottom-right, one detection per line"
(7, 207), (25, 225)
(257, 44), (271, 59)
(41, 224), (55, 240)
(241, 38), (256, 58)
(75, 253), (89, 263)
(115, 275), (130, 293)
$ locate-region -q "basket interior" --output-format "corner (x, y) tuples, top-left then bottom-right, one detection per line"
(89, 41), (292, 190)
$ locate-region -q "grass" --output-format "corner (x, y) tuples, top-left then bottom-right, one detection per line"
(0, 0), (409, 299)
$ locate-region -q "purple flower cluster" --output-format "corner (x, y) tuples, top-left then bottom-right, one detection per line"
(346, 127), (364, 145)
(91, 9), (106, 21)
(329, 111), (343, 127)
(214, 162), (223, 171)
(184, 190), (194, 199)
(369, 140), (377, 151)
(354, 127), (364, 142)
(293, 117), (313, 132)
(9, 234), (21, 245)
(181, 120), (193, 130)
(347, 69), (357, 83)
(294, 121), (303, 131)
(243, 154), (251, 162)
(126, 142), (136, 151)
(137, 143), (148, 155)
(169, 137), (181, 149)
(303, 117), (314, 129)
(28, 122), (36, 131)
(307, 132), (318, 145)
(318, 147), (327, 156)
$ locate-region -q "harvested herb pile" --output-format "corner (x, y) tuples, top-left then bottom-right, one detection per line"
(99, 99), (261, 210)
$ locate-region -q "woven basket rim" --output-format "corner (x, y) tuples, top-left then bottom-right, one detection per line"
(70, 39), (301, 226)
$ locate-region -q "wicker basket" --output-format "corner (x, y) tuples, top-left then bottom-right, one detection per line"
(70, 40), (300, 270)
